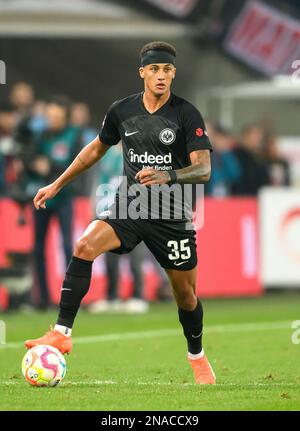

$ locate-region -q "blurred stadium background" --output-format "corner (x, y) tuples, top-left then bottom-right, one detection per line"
(0, 0), (299, 310)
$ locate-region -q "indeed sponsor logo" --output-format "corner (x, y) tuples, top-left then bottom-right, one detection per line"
(128, 148), (172, 165)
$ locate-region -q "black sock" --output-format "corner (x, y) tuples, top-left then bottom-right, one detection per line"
(178, 298), (203, 355)
(57, 256), (93, 329)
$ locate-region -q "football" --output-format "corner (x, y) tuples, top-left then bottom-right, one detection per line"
(22, 345), (66, 387)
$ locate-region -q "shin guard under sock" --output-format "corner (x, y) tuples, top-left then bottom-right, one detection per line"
(57, 256), (92, 328)
(178, 298), (203, 355)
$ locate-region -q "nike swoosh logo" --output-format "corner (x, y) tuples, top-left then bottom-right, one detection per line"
(61, 288), (72, 291)
(125, 131), (139, 136)
(191, 332), (202, 338)
(174, 261), (188, 266)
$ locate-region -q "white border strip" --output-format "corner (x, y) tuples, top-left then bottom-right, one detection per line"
(0, 320), (291, 350)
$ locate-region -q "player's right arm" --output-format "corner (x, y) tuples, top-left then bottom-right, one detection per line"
(33, 136), (110, 209)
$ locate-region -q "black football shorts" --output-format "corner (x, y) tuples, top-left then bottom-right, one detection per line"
(97, 213), (197, 271)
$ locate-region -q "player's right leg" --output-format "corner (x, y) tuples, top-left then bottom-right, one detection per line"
(24, 220), (121, 353)
(143, 219), (215, 384)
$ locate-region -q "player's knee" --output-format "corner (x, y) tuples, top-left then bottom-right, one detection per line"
(179, 296), (197, 310)
(74, 236), (94, 260)
(174, 283), (197, 310)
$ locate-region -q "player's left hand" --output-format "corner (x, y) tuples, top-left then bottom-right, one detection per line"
(135, 168), (170, 186)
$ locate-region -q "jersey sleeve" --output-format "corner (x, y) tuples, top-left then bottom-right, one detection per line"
(181, 102), (212, 154)
(98, 102), (120, 146)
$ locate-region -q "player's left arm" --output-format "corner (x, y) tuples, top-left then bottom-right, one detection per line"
(136, 149), (211, 185)
(175, 149), (211, 183)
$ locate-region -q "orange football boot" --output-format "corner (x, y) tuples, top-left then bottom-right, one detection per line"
(25, 327), (72, 355)
(188, 353), (216, 385)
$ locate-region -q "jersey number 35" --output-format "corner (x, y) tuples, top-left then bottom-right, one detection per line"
(167, 239), (191, 261)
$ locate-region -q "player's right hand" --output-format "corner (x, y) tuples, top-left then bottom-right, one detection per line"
(33, 183), (60, 210)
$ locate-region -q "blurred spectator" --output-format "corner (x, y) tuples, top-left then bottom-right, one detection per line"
(232, 124), (270, 196)
(89, 143), (148, 313)
(71, 102), (96, 145)
(0, 102), (18, 194)
(10, 82), (34, 114)
(10, 82), (35, 150)
(8, 84), (40, 207)
(10, 84), (47, 169)
(205, 122), (241, 197)
(263, 135), (290, 186)
(27, 96), (81, 309)
(0, 102), (17, 143)
(29, 101), (48, 135)
(71, 102), (97, 197)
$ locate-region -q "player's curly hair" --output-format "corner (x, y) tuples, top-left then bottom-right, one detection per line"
(140, 41), (176, 59)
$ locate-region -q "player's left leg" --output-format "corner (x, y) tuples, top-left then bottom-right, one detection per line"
(165, 267), (216, 385)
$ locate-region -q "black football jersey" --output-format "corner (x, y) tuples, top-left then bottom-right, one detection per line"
(98, 92), (212, 221)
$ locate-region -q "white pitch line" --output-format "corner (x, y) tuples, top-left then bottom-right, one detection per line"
(0, 320), (292, 350)
(0, 380), (298, 388)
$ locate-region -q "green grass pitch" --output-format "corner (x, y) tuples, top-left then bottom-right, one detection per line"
(0, 293), (299, 411)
